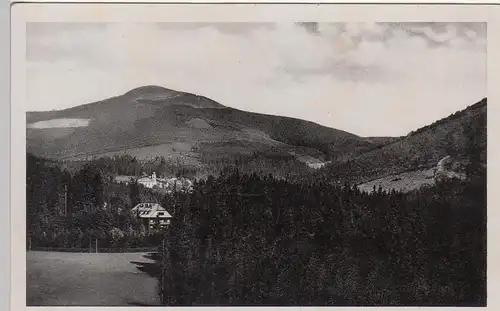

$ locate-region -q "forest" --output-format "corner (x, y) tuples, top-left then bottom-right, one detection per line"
(26, 154), (166, 249)
(26, 107), (487, 305)
(158, 166), (486, 306)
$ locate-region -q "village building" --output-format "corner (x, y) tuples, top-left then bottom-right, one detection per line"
(114, 172), (194, 193)
(158, 176), (194, 193)
(137, 172), (158, 188)
(136, 172), (194, 192)
(114, 175), (135, 185)
(130, 202), (173, 231)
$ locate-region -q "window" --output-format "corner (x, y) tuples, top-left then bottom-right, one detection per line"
(157, 212), (164, 216)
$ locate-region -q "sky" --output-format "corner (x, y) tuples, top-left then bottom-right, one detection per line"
(26, 22), (486, 137)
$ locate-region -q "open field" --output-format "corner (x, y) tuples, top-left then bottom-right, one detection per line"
(357, 168), (436, 193)
(27, 251), (161, 306)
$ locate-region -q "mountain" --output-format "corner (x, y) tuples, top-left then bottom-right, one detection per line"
(26, 85), (387, 168)
(318, 98), (487, 190)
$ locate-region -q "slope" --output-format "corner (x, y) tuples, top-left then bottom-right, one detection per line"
(318, 98), (487, 186)
(26, 85), (385, 166)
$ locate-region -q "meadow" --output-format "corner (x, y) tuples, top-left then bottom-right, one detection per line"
(26, 251), (160, 306)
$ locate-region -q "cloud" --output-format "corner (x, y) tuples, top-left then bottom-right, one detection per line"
(27, 22), (486, 136)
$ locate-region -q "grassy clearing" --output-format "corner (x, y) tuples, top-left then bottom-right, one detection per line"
(357, 168), (436, 193)
(26, 251), (161, 306)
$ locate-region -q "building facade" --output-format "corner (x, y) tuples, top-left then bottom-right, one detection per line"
(137, 172), (158, 188)
(130, 202), (173, 231)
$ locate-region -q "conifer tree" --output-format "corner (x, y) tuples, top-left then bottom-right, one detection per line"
(129, 179), (141, 208)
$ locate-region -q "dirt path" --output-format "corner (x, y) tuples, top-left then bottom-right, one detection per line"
(27, 251), (161, 306)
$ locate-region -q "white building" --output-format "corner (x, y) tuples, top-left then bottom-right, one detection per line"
(115, 172), (194, 193)
(157, 176), (194, 193)
(130, 202), (172, 230)
(114, 175), (135, 185)
(137, 172), (158, 188)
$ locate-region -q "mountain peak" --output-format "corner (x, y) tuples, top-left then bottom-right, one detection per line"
(123, 85), (182, 98)
(121, 85), (225, 109)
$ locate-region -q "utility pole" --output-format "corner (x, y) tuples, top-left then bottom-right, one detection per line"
(96, 238), (98, 253)
(160, 234), (166, 305)
(64, 185), (68, 216)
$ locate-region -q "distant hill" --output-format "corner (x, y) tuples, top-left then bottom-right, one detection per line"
(318, 98), (487, 187)
(26, 85), (387, 167)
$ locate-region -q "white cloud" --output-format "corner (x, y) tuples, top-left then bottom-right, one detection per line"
(465, 29), (477, 40)
(27, 22), (486, 137)
(414, 25), (458, 43)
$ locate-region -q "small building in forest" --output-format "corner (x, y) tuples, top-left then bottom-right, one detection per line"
(130, 202), (172, 231)
(137, 172), (158, 189)
(114, 175), (135, 185)
(114, 172), (193, 193)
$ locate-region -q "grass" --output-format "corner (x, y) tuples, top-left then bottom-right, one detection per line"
(26, 251), (161, 306)
(357, 168), (436, 193)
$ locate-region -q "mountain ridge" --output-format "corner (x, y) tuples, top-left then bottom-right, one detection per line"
(26, 85), (486, 186)
(26, 85), (389, 165)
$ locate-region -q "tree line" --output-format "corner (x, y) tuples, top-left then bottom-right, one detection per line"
(26, 154), (164, 249)
(61, 154), (199, 179)
(159, 167), (486, 306)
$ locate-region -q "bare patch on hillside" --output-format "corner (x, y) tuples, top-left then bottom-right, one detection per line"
(77, 142), (201, 166)
(185, 118), (212, 129)
(28, 118), (91, 129)
(294, 154), (328, 169)
(357, 168), (436, 193)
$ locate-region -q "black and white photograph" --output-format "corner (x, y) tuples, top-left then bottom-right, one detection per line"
(18, 7), (487, 307)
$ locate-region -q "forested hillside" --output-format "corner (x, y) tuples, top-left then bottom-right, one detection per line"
(26, 85), (384, 164)
(317, 98), (486, 185)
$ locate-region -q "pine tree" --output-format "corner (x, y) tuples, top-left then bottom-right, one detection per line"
(129, 179), (141, 208)
(92, 171), (105, 210)
(161, 196), (200, 305)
